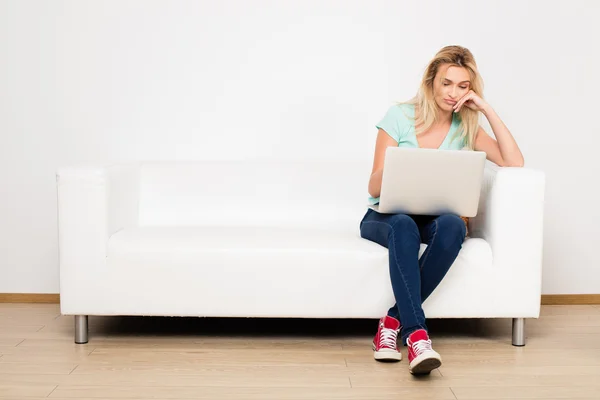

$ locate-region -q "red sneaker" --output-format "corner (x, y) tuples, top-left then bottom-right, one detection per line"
(372, 316), (402, 361)
(407, 329), (442, 374)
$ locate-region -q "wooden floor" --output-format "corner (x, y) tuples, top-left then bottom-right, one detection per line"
(1, 304), (599, 399)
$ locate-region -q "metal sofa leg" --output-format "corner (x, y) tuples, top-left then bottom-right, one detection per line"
(512, 318), (525, 346)
(74, 315), (88, 344)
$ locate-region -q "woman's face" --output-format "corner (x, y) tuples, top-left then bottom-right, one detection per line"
(433, 64), (471, 113)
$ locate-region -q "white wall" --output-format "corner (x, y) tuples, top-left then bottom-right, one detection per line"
(1, 0), (598, 294)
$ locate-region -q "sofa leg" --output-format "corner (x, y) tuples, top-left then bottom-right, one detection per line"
(512, 318), (525, 346)
(74, 315), (88, 344)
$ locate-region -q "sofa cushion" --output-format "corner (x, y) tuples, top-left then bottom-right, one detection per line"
(104, 226), (493, 318)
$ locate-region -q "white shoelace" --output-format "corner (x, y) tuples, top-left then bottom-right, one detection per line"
(412, 339), (434, 355)
(379, 327), (399, 349)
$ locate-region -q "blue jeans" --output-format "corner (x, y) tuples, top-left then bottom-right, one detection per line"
(359, 209), (466, 344)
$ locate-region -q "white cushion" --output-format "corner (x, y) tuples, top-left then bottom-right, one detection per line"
(104, 226), (493, 318)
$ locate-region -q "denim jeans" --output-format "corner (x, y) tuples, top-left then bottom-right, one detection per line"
(359, 208), (466, 344)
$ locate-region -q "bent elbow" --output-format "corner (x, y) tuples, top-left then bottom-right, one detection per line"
(368, 178), (380, 199)
(498, 157), (524, 168)
(509, 157), (525, 168)
(368, 185), (380, 199)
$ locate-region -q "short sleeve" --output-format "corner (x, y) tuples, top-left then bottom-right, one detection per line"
(375, 105), (408, 143)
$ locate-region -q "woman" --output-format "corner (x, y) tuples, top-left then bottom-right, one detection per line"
(360, 45), (524, 375)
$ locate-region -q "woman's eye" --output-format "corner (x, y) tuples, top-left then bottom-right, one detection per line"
(460, 86), (467, 89)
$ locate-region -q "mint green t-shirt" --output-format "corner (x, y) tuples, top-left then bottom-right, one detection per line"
(368, 103), (467, 205)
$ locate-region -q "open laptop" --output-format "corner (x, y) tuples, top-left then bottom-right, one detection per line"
(370, 147), (486, 217)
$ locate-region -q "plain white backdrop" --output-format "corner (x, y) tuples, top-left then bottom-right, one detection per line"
(1, 0), (598, 294)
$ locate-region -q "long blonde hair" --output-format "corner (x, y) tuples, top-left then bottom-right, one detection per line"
(402, 45), (483, 150)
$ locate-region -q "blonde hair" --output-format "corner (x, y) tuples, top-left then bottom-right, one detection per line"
(401, 45), (483, 150)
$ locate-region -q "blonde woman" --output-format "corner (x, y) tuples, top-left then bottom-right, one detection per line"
(360, 45), (524, 375)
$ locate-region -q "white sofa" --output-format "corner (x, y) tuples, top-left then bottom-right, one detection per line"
(56, 160), (545, 345)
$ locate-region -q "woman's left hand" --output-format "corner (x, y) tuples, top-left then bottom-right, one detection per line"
(453, 90), (488, 113)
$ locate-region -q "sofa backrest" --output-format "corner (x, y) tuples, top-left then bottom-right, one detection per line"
(137, 159), (373, 231)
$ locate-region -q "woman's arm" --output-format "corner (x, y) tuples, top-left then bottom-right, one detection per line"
(368, 129), (398, 198)
(475, 105), (524, 167)
(454, 91), (525, 167)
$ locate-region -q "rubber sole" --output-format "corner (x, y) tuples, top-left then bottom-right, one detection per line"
(373, 350), (402, 362)
(409, 354), (442, 375)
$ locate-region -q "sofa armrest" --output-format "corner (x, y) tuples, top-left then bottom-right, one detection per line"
(56, 164), (140, 307)
(469, 164), (545, 309)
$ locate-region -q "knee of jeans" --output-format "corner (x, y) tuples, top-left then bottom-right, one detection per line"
(389, 214), (419, 236)
(436, 214), (467, 247)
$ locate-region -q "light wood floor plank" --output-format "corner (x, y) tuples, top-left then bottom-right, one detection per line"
(451, 385), (600, 399)
(0, 371), (351, 388)
(0, 383), (57, 398)
(0, 361), (76, 375)
(48, 386), (456, 399)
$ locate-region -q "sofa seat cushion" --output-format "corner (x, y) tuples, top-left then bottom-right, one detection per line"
(104, 226), (493, 318)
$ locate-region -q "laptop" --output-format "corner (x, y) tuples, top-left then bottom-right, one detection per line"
(370, 147), (486, 217)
